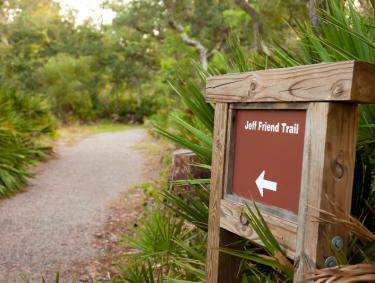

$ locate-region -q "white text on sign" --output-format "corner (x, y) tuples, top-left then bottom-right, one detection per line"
(244, 121), (299, 135)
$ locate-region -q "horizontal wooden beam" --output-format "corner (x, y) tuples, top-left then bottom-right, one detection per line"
(220, 199), (297, 259)
(206, 61), (375, 103)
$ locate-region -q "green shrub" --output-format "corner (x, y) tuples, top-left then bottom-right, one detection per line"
(118, 208), (206, 282)
(0, 88), (55, 196)
(38, 53), (96, 122)
(152, 79), (214, 165)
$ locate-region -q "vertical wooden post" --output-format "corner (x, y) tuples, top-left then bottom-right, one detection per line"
(294, 103), (358, 282)
(206, 103), (241, 283)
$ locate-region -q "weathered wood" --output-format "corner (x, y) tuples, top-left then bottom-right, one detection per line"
(206, 61), (375, 103)
(168, 148), (210, 193)
(294, 103), (358, 282)
(205, 61), (367, 282)
(206, 103), (241, 283)
(217, 230), (242, 283)
(352, 61), (375, 102)
(230, 102), (308, 110)
(224, 194), (297, 223)
(223, 108), (235, 196)
(220, 199), (297, 259)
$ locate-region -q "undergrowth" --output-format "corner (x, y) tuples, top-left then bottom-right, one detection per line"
(0, 89), (55, 197)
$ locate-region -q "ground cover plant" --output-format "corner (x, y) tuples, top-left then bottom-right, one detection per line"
(110, 137), (208, 283)
(0, 89), (55, 196)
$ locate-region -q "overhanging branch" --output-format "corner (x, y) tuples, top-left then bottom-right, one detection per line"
(234, 0), (263, 51)
(169, 20), (208, 71)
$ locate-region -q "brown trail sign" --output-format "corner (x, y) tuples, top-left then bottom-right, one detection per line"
(204, 61), (375, 282)
(231, 109), (306, 215)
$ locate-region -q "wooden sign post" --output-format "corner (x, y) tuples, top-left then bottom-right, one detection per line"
(205, 61), (375, 282)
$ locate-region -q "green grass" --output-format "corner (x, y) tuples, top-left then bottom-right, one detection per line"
(131, 142), (162, 155)
(56, 121), (143, 145)
(85, 122), (144, 134)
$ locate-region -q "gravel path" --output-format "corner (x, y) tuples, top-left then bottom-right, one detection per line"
(0, 129), (150, 282)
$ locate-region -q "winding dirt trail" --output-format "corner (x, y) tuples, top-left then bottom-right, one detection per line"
(0, 129), (153, 282)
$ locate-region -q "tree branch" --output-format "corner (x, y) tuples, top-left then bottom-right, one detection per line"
(234, 0), (263, 51)
(132, 25), (165, 41)
(169, 20), (208, 71)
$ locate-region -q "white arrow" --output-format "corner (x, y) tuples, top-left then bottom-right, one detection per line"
(255, 170), (277, 197)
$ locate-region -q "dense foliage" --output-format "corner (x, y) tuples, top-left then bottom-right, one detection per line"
(0, 88), (55, 196)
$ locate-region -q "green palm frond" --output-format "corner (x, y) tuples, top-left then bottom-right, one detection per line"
(0, 88), (55, 197)
(162, 186), (209, 231)
(221, 203), (293, 281)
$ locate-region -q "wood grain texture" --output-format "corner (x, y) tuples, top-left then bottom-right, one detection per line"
(293, 103), (358, 282)
(206, 103), (241, 283)
(223, 108), (235, 196)
(230, 102), (308, 110)
(206, 103), (227, 283)
(224, 194), (297, 223)
(352, 61), (375, 103)
(220, 199), (297, 259)
(217, 229), (242, 283)
(206, 61), (375, 103)
(294, 103), (329, 282)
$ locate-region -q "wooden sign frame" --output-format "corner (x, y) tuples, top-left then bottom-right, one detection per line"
(204, 61), (375, 282)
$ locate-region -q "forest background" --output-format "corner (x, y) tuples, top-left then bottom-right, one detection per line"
(0, 0), (320, 123)
(0, 0), (321, 196)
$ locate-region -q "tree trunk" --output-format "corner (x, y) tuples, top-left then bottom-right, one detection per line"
(135, 80), (142, 108)
(234, 0), (263, 51)
(169, 20), (208, 71)
(307, 0), (322, 34)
